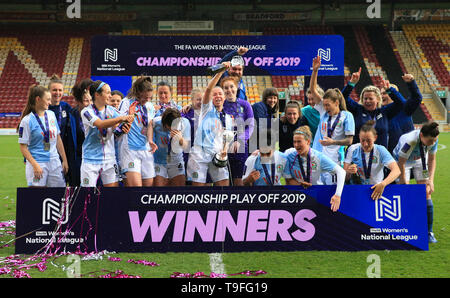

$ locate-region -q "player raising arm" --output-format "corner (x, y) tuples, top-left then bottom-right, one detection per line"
(309, 56), (355, 186)
(186, 62), (233, 186)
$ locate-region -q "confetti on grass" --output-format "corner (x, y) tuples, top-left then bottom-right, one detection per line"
(1, 220), (266, 278)
(171, 270), (267, 278)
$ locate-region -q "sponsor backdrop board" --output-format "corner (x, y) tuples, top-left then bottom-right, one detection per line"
(90, 75), (132, 100)
(15, 185), (428, 254)
(91, 35), (344, 77)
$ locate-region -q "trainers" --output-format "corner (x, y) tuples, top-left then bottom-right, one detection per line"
(428, 232), (438, 243)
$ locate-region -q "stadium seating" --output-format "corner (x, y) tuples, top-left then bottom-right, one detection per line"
(0, 24), (358, 128)
(389, 30), (434, 121)
(143, 75), (268, 107)
(270, 75), (303, 103)
(0, 26), (104, 128)
(400, 24), (449, 122)
(389, 31), (432, 93)
(242, 75), (266, 104)
(353, 26), (388, 87)
(403, 24), (449, 88)
(0, 24), (447, 128)
(0, 45), (37, 128)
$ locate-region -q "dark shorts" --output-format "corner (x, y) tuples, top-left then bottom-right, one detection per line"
(228, 153), (248, 178)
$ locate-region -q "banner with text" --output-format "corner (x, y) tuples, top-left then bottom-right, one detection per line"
(91, 35), (344, 76)
(15, 185), (428, 254)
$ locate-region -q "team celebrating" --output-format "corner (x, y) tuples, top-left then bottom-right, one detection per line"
(16, 47), (440, 243)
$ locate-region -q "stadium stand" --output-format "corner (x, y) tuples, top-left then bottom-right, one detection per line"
(0, 23), (448, 130)
(390, 29), (435, 122)
(0, 25), (105, 128)
(401, 24), (449, 123)
(353, 26), (388, 87)
(365, 25), (430, 124)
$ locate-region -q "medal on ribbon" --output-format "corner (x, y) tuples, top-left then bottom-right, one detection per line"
(92, 104), (107, 144)
(361, 148), (374, 183)
(419, 139), (429, 179)
(33, 112), (50, 151)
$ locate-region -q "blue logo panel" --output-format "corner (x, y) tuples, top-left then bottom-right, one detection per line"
(91, 35), (344, 76)
(306, 184), (428, 251)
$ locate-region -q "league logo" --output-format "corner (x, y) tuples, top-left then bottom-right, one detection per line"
(375, 195), (401, 222)
(42, 198), (69, 225)
(317, 48), (331, 62)
(104, 48), (118, 62)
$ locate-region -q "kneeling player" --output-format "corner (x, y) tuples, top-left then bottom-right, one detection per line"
(152, 108), (191, 186)
(284, 126), (346, 212)
(243, 128), (287, 186)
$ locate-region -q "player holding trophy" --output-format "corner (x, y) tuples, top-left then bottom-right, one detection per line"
(186, 62), (235, 186)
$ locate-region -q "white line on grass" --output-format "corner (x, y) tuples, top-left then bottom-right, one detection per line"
(437, 144), (447, 151)
(209, 253), (226, 275)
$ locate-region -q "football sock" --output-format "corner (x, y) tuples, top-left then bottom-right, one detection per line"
(427, 199), (434, 233)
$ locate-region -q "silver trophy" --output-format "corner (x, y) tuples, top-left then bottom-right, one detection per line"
(230, 55), (244, 67)
(212, 130), (236, 168)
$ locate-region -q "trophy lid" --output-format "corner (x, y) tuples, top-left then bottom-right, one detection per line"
(231, 55), (244, 67)
(222, 130), (236, 143)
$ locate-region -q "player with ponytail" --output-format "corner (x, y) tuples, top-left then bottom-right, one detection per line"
(393, 121), (440, 243)
(17, 85), (68, 187)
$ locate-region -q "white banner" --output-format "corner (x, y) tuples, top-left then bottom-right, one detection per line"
(158, 21), (214, 31)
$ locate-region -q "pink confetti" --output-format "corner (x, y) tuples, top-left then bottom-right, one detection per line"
(0, 220), (15, 228)
(12, 269), (31, 278)
(98, 270), (141, 278)
(0, 220), (16, 242)
(170, 270), (267, 278)
(0, 267), (11, 275)
(127, 259), (159, 267)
